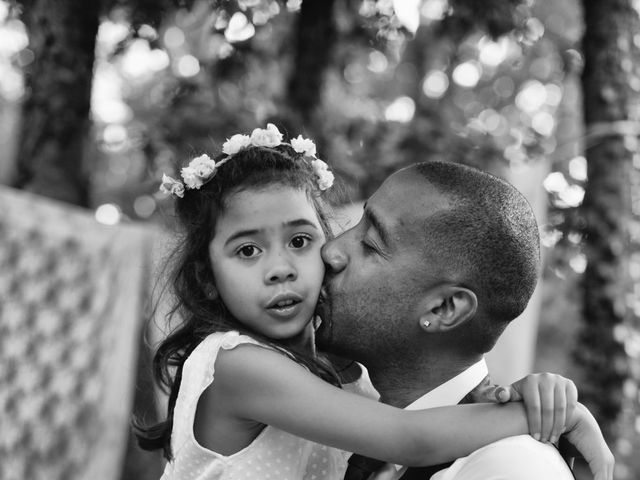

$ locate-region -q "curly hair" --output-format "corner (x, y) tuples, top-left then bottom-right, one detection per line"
(134, 144), (341, 459)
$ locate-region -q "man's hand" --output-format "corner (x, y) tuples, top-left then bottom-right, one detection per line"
(563, 402), (614, 480)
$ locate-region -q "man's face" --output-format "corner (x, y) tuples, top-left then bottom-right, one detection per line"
(317, 170), (449, 362)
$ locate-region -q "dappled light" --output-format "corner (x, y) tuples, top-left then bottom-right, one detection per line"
(1, 0), (639, 479)
(94, 203), (122, 225)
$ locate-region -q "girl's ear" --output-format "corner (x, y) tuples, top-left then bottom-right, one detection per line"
(194, 262), (217, 299)
(417, 286), (477, 333)
(205, 284), (219, 300)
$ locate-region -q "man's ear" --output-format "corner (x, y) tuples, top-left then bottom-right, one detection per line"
(417, 286), (478, 333)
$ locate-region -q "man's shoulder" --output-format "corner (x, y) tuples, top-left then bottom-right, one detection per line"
(432, 435), (574, 480)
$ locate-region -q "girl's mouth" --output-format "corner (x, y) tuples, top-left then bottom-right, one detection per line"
(266, 295), (303, 318)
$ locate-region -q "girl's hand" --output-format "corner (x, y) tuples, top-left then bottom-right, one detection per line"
(494, 373), (578, 444)
(564, 403), (615, 480)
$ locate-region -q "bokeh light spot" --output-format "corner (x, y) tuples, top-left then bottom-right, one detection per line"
(478, 37), (509, 67)
(176, 55), (200, 77)
(531, 111), (555, 136)
(133, 195), (157, 218)
(0, 19), (28, 55)
(515, 80), (547, 113)
(422, 70), (449, 99)
(225, 12), (255, 43)
(0, 2), (8, 22)
(344, 62), (365, 84)
(421, 0), (449, 20)
(121, 39), (163, 78)
(493, 76), (515, 98)
(385, 96), (416, 123)
(0, 67), (23, 100)
(525, 17), (545, 42)
(103, 124), (127, 144)
(97, 21), (129, 50)
(543, 172), (569, 193)
(138, 24), (157, 40)
(558, 185), (585, 207)
(569, 156), (587, 181)
(164, 26), (185, 48)
(569, 254), (587, 273)
(452, 62), (481, 88)
(95, 204), (122, 226)
(94, 100), (132, 124)
(367, 50), (388, 73)
(545, 83), (563, 106)
(287, 0), (303, 11)
(393, 0), (420, 34)
(478, 109), (507, 136)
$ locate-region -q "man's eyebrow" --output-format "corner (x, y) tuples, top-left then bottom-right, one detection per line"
(363, 202), (390, 247)
(224, 218), (319, 246)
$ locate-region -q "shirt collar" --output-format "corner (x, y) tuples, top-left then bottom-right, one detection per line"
(404, 358), (488, 411)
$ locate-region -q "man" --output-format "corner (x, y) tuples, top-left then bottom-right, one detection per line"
(316, 161), (586, 479)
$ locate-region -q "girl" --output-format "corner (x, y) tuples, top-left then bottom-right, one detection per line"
(138, 124), (611, 480)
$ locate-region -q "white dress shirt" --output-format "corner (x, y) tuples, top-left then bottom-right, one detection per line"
(374, 358), (574, 480)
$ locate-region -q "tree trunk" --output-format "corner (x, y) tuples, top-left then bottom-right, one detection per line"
(286, 0), (336, 127)
(578, 0), (640, 453)
(13, 0), (100, 207)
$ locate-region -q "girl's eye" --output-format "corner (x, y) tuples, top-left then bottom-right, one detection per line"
(237, 245), (261, 258)
(290, 235), (311, 249)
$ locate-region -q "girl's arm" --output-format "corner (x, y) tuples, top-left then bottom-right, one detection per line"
(211, 345), (576, 467)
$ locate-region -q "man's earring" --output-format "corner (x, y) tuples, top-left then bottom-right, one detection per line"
(419, 316), (431, 331)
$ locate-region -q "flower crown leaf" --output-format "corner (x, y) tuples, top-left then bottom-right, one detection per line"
(159, 124), (334, 197)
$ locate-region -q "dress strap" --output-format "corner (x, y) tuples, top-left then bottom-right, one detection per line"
(170, 331), (266, 454)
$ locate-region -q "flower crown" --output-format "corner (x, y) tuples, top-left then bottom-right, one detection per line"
(159, 123), (334, 198)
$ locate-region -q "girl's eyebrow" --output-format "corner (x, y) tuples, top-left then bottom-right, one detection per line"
(224, 219), (319, 246)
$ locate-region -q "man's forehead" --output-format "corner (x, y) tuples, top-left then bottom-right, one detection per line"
(370, 171), (449, 220)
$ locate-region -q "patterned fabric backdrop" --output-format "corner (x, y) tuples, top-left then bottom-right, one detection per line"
(0, 186), (154, 480)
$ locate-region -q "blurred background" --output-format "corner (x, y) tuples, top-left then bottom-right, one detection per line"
(0, 0), (639, 479)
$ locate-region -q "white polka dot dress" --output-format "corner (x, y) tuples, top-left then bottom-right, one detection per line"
(160, 331), (349, 480)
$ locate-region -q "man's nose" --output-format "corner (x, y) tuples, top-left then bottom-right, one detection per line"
(265, 251), (297, 284)
(321, 238), (347, 273)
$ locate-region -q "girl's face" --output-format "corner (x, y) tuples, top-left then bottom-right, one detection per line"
(208, 185), (326, 342)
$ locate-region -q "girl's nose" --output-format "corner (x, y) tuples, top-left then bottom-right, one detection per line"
(265, 252), (297, 284)
(321, 238), (347, 273)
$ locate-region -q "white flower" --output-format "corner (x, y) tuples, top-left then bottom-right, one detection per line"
(222, 134), (251, 155)
(250, 123), (283, 147)
(188, 154), (217, 177)
(159, 174), (185, 198)
(311, 159), (334, 190)
(181, 166), (203, 189)
(290, 135), (317, 157)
